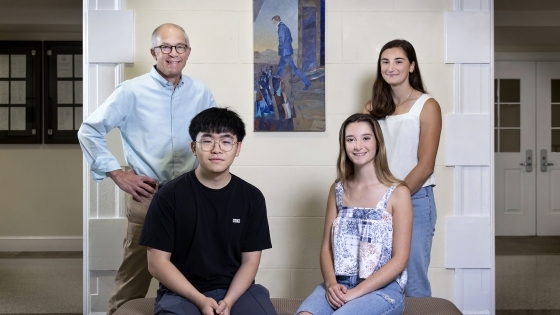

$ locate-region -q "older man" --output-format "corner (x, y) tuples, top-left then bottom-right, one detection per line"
(78, 23), (216, 315)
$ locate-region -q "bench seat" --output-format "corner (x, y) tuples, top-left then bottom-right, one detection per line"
(113, 297), (462, 315)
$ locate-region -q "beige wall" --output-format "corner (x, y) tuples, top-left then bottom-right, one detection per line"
(0, 145), (82, 237)
(0, 1), (83, 240)
(125, 0), (456, 299)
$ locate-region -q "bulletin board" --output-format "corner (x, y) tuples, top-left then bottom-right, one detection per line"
(0, 41), (42, 144)
(44, 41), (83, 144)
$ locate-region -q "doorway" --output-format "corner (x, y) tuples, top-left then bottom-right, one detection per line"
(495, 61), (560, 236)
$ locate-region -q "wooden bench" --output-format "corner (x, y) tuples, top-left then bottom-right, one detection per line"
(113, 297), (462, 315)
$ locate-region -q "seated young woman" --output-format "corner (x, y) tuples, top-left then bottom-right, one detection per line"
(295, 113), (412, 315)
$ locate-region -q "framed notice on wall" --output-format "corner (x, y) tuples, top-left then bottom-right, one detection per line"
(0, 41), (42, 144)
(44, 41), (83, 144)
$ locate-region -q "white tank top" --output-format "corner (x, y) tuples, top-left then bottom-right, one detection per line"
(378, 94), (436, 187)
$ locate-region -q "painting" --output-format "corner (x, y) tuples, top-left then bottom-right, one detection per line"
(253, 0), (325, 131)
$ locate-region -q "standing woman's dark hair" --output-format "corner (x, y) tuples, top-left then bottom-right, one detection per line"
(363, 39), (442, 298)
(368, 39), (426, 119)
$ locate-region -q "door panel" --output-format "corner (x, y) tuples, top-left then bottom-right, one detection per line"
(504, 169), (521, 211)
(495, 62), (536, 236)
(536, 62), (560, 235)
(551, 170), (560, 209)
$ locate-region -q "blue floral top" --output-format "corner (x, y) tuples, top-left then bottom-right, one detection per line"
(332, 181), (407, 289)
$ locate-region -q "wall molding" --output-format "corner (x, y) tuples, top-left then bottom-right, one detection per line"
(0, 236), (83, 251)
(495, 11), (560, 27)
(84, 1), (126, 313)
(495, 52), (560, 61)
(450, 0), (495, 313)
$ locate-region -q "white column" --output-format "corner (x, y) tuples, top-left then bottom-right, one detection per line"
(83, 0), (133, 313)
(444, 0), (494, 314)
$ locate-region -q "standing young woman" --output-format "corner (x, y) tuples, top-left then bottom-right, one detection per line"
(295, 114), (412, 315)
(363, 39), (442, 297)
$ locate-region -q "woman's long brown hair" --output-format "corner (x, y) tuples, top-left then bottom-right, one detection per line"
(368, 39), (426, 119)
(336, 113), (406, 189)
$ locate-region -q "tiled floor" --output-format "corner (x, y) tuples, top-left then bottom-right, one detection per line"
(496, 237), (560, 256)
(497, 311), (560, 315)
(0, 252), (82, 315)
(496, 237), (560, 314)
(0, 251), (82, 259)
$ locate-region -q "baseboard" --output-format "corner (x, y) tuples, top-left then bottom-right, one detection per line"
(496, 311), (560, 315)
(0, 236), (83, 251)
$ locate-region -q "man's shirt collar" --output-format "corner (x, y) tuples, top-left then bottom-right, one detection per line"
(150, 66), (184, 88)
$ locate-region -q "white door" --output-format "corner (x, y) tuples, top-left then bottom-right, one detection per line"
(536, 62), (560, 235)
(495, 61), (560, 236)
(495, 62), (536, 236)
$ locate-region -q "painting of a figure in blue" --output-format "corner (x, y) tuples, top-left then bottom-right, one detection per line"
(254, 0), (325, 131)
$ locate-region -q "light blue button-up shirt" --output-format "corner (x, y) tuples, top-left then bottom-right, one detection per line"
(78, 67), (216, 184)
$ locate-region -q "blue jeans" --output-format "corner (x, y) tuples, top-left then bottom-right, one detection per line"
(404, 186), (437, 297)
(277, 55), (311, 85)
(295, 276), (404, 315)
(154, 284), (276, 315)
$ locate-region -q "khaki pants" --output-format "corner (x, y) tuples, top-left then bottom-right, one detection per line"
(107, 193), (155, 315)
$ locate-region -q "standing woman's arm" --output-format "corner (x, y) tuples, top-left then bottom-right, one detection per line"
(403, 98), (442, 194)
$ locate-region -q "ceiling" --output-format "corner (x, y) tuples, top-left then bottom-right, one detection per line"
(0, 0), (81, 36)
(495, 0), (560, 52)
(495, 0), (560, 11)
(0, 0), (558, 52)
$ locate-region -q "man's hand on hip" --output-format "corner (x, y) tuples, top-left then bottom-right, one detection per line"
(106, 169), (157, 202)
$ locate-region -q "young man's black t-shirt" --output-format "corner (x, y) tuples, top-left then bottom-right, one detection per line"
(139, 170), (272, 293)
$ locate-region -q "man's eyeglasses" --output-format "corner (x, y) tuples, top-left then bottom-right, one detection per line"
(196, 138), (239, 152)
(154, 44), (189, 54)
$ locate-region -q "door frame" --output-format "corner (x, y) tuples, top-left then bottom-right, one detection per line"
(494, 53), (560, 236)
(494, 61), (537, 236)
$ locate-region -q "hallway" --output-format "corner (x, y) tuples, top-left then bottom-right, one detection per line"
(496, 237), (560, 315)
(0, 252), (81, 315)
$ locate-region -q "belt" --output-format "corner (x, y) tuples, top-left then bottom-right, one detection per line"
(148, 182), (165, 190)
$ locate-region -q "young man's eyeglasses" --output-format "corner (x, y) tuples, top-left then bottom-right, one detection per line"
(196, 138), (239, 152)
(154, 44), (189, 54)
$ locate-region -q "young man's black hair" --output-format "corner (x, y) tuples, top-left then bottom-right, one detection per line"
(188, 107), (246, 142)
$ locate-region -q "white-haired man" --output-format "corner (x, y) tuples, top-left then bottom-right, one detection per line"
(78, 23), (216, 315)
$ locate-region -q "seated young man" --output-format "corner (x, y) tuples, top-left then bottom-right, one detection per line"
(139, 107), (276, 315)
